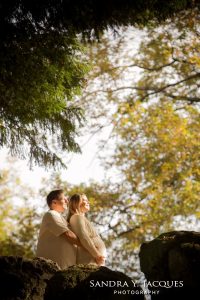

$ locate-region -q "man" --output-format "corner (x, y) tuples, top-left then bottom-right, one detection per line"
(36, 189), (80, 269)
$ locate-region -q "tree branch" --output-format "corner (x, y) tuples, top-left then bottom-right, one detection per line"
(82, 72), (200, 101)
(163, 92), (200, 103)
(117, 225), (141, 237)
(100, 59), (177, 73)
(139, 72), (200, 101)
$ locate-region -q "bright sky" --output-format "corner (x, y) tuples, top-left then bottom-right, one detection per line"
(0, 127), (109, 189)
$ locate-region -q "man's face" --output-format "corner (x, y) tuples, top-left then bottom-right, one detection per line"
(54, 193), (68, 212)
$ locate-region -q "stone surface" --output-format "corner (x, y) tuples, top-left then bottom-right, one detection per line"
(0, 257), (145, 299)
(44, 264), (144, 300)
(139, 231), (200, 299)
(0, 256), (59, 300)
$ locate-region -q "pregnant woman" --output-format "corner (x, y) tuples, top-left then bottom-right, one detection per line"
(67, 193), (106, 266)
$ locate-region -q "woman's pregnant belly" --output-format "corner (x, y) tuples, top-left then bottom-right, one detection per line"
(93, 236), (107, 257)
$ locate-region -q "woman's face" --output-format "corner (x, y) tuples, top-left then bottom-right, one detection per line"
(79, 195), (90, 213)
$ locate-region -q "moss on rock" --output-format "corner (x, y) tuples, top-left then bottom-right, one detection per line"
(44, 264), (144, 300)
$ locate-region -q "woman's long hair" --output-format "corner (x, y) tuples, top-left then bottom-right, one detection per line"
(67, 193), (82, 222)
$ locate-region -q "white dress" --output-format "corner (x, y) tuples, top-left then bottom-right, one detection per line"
(70, 214), (106, 265)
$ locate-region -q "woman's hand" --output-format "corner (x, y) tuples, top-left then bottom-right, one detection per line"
(95, 255), (106, 266)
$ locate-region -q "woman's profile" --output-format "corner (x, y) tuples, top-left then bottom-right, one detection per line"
(67, 193), (106, 266)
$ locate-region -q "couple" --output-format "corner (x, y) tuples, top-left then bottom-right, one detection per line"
(36, 189), (106, 269)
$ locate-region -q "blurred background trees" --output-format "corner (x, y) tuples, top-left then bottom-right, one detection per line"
(71, 8), (200, 274)
(0, 161), (40, 257)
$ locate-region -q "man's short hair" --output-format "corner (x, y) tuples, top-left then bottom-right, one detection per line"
(46, 189), (64, 207)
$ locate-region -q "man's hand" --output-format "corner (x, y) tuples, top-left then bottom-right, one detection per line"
(63, 230), (82, 246)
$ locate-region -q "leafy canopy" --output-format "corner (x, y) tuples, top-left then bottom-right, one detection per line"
(1, 1), (197, 39)
(113, 101), (200, 233)
(0, 1), (199, 167)
(0, 28), (88, 168)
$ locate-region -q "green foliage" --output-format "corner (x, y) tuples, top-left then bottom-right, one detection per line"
(113, 101), (200, 234)
(0, 162), (41, 257)
(0, 169), (14, 239)
(0, 31), (88, 168)
(0, 209), (40, 258)
(131, 9), (200, 105)
(0, 1), (199, 167)
(1, 1), (197, 40)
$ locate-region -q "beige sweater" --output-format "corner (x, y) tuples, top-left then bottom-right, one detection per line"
(70, 214), (106, 265)
(36, 210), (76, 269)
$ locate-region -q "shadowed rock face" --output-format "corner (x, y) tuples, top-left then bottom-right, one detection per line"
(0, 257), (144, 300)
(44, 264), (144, 300)
(139, 231), (200, 299)
(0, 256), (59, 300)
